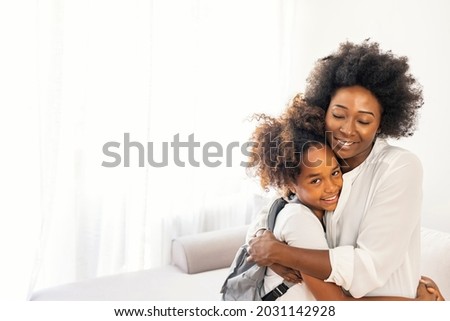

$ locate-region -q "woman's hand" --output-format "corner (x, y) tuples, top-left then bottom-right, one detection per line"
(270, 263), (303, 284)
(420, 276), (445, 301)
(247, 230), (282, 266)
(416, 282), (438, 300)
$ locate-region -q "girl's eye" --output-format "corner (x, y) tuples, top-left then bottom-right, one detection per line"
(332, 113), (344, 119)
(311, 178), (321, 184)
(358, 120), (370, 125)
(332, 170), (341, 176)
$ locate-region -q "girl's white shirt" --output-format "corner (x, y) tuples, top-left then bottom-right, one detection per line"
(263, 201), (327, 301)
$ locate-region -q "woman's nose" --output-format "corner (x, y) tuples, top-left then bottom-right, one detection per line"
(339, 120), (355, 135)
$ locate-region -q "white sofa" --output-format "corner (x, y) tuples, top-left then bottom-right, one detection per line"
(30, 226), (450, 301)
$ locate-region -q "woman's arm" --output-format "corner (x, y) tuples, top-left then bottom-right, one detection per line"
(249, 232), (444, 300)
(253, 202), (443, 300)
(302, 274), (438, 301)
(270, 263), (303, 284)
(248, 230), (331, 280)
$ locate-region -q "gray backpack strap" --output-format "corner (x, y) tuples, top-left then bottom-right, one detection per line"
(260, 197), (289, 301)
(267, 197), (288, 232)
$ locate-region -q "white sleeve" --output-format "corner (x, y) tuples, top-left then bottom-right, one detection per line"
(326, 152), (422, 298)
(276, 206), (328, 250)
(245, 196), (278, 243)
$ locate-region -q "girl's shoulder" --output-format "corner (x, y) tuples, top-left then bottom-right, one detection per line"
(279, 202), (320, 222)
(275, 202), (327, 248)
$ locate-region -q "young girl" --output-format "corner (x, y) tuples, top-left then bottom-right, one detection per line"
(248, 97), (436, 300)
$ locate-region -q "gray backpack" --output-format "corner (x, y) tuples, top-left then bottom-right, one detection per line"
(220, 197), (288, 300)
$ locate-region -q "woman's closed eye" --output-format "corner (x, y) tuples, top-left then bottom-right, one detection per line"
(332, 113), (345, 119)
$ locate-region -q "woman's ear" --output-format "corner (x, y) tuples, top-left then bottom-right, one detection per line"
(374, 127), (381, 139)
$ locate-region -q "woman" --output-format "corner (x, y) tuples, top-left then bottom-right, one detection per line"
(247, 40), (444, 300)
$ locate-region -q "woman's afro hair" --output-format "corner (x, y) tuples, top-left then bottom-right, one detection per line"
(303, 40), (423, 138)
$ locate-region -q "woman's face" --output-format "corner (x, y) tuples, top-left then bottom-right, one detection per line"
(325, 86), (382, 171)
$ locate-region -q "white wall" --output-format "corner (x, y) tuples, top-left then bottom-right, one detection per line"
(285, 0), (450, 232)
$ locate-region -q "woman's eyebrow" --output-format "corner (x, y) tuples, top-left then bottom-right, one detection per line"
(332, 104), (347, 109)
(358, 110), (375, 116)
(333, 104), (375, 116)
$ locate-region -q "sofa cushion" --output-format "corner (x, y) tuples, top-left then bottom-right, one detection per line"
(171, 225), (248, 274)
(420, 227), (450, 299)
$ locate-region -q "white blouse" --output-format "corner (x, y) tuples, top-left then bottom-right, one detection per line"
(325, 138), (422, 298)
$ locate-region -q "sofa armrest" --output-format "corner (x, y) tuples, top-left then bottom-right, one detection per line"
(171, 225), (248, 274)
(420, 227), (450, 299)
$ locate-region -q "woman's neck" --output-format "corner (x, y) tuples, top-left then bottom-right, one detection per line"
(339, 142), (374, 173)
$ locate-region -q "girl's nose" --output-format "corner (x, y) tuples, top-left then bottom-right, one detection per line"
(324, 179), (340, 193)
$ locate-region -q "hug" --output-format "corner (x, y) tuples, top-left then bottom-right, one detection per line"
(240, 40), (445, 301)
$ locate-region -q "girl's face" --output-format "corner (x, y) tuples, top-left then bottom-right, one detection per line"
(325, 85), (382, 172)
(290, 145), (343, 218)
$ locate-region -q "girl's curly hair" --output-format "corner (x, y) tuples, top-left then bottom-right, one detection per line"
(247, 95), (325, 197)
(303, 40), (423, 138)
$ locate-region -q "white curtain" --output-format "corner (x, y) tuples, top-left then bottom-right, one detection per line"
(25, 0), (302, 295)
